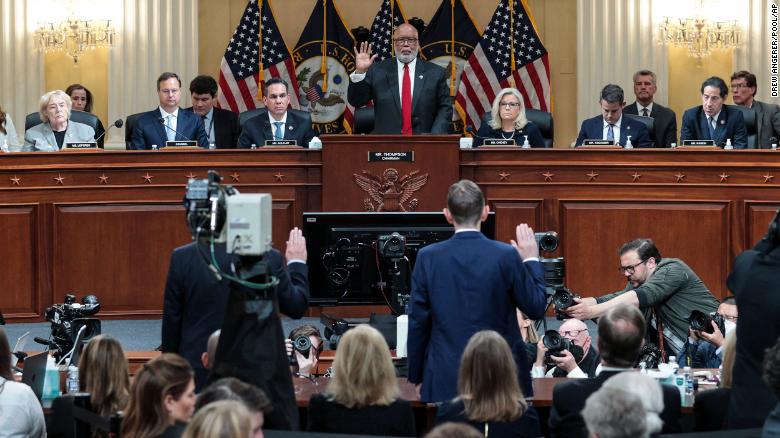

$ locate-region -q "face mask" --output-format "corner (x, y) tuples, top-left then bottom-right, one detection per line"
(724, 320), (736, 336)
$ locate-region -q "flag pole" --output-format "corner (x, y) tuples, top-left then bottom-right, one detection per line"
(257, 0), (265, 100)
(321, 0), (329, 92)
(449, 0), (455, 97)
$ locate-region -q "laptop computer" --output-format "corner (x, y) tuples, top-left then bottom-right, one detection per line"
(21, 351), (49, 400)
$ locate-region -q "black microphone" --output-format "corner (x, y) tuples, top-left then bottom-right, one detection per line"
(93, 119), (123, 143)
(158, 117), (193, 142)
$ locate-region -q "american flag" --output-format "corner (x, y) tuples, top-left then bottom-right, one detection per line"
(456, 0), (551, 130)
(217, 0), (300, 112)
(370, 0), (407, 61)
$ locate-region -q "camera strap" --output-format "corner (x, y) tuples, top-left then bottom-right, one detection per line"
(652, 307), (666, 362)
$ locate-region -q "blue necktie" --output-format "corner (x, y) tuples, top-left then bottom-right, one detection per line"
(707, 116), (716, 140)
(166, 115), (176, 141)
(607, 124), (615, 142)
(273, 122), (283, 140)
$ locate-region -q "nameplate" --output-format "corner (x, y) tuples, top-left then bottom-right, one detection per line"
(165, 140), (198, 147)
(64, 142), (98, 149)
(682, 140), (715, 146)
(482, 138), (516, 146)
(582, 140), (616, 146)
(368, 151), (414, 162)
(265, 140), (297, 146)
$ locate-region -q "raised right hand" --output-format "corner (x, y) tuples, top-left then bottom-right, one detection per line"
(353, 42), (378, 74)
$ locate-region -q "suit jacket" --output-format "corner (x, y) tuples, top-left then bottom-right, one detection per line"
(237, 110), (315, 148)
(407, 231), (547, 403)
(22, 121), (95, 152)
(680, 104), (748, 148)
(575, 114), (653, 147)
(624, 101), (678, 147)
(474, 121), (546, 147)
(548, 370), (682, 438)
(752, 100), (780, 149)
(128, 108), (209, 149)
(347, 58), (453, 134)
(185, 106), (239, 148)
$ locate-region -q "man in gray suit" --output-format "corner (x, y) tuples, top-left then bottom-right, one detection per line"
(347, 23), (452, 135)
(24, 90), (95, 152)
(623, 70), (677, 148)
(731, 70), (780, 149)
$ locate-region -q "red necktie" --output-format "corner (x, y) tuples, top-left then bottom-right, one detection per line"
(401, 64), (412, 135)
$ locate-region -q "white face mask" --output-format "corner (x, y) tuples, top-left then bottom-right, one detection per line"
(724, 320), (736, 336)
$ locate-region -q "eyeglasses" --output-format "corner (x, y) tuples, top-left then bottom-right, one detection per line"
(499, 102), (520, 108)
(560, 329), (584, 337)
(393, 37), (418, 46)
(618, 259), (647, 274)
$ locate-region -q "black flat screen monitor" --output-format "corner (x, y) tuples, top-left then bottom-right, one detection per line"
(303, 212), (495, 310)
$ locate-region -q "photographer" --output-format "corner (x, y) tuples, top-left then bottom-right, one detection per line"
(532, 319), (600, 378)
(285, 325), (323, 378)
(680, 297), (737, 368)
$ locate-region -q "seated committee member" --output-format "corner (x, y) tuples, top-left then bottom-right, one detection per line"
(532, 318), (600, 378)
(23, 90), (96, 151)
(474, 88), (545, 147)
(731, 70), (780, 148)
(575, 84), (652, 147)
(66, 83), (106, 147)
(0, 104), (20, 151)
(129, 72), (209, 149)
(680, 76), (748, 148)
(237, 78), (315, 148)
(623, 69), (677, 147)
(348, 23), (452, 135)
(187, 75), (239, 148)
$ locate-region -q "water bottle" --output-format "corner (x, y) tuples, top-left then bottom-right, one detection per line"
(683, 366), (694, 407)
(42, 355), (60, 408)
(67, 365), (80, 393)
(209, 142), (216, 150)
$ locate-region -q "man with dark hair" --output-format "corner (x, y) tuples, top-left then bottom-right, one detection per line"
(130, 72), (209, 149)
(187, 75), (239, 148)
(624, 69), (678, 147)
(575, 84), (652, 147)
(237, 78), (316, 147)
(566, 238), (719, 359)
(549, 304), (681, 438)
(195, 376), (271, 438)
(408, 179), (546, 403)
(680, 296), (737, 368)
(680, 76), (748, 148)
(731, 70), (780, 149)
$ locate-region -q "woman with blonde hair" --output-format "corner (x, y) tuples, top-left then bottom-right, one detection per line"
(436, 330), (540, 437)
(182, 400), (252, 438)
(307, 324), (415, 436)
(23, 89), (95, 151)
(474, 88), (545, 147)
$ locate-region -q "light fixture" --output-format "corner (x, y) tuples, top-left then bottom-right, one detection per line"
(657, 16), (742, 59)
(34, 17), (116, 64)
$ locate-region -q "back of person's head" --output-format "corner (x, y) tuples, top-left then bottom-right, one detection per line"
(425, 422), (484, 438)
(182, 400), (251, 438)
(598, 304), (646, 367)
(603, 372), (663, 434)
(327, 324), (398, 408)
(446, 180), (485, 227)
(762, 336), (780, 398)
(582, 386), (649, 438)
(458, 330), (525, 422)
(721, 330), (737, 388)
(0, 327), (12, 380)
(196, 377), (271, 414)
(618, 238), (662, 263)
(78, 335), (130, 418)
(121, 353), (194, 438)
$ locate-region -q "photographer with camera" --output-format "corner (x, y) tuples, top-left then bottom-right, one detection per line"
(532, 319), (600, 378)
(285, 324), (323, 378)
(679, 297), (737, 368)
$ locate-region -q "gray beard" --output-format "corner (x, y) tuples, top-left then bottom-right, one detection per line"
(397, 50), (418, 64)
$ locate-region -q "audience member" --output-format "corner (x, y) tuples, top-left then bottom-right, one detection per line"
(680, 296), (737, 368)
(694, 330), (737, 431)
(78, 335), (130, 419)
(237, 78), (315, 148)
(200, 329), (220, 372)
(286, 324), (323, 377)
(566, 238), (719, 359)
(195, 377), (271, 438)
(762, 336), (780, 437)
(65, 83), (106, 147)
(474, 88), (545, 147)
(182, 400), (252, 438)
(549, 304), (681, 438)
(603, 372), (664, 435)
(0, 104), (20, 151)
(533, 318), (600, 378)
(575, 84), (652, 147)
(307, 324), (415, 436)
(408, 180), (546, 402)
(623, 69), (677, 147)
(121, 353), (196, 438)
(436, 330), (541, 437)
(731, 70), (780, 148)
(187, 75), (239, 148)
(425, 422), (484, 438)
(0, 327), (45, 438)
(680, 76), (748, 148)
(23, 90), (96, 151)
(582, 386), (649, 438)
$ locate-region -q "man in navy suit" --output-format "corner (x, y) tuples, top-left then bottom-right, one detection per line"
(680, 76), (748, 148)
(188, 75), (239, 148)
(129, 72), (209, 149)
(237, 78), (316, 148)
(575, 84), (653, 147)
(348, 23), (452, 134)
(407, 180), (547, 403)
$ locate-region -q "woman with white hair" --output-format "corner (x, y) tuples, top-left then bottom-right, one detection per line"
(474, 88), (545, 147)
(602, 372), (664, 435)
(23, 90), (95, 151)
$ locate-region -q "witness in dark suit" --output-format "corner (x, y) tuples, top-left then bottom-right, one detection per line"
(187, 75), (239, 148)
(348, 23), (452, 134)
(408, 180), (547, 403)
(475, 88), (545, 147)
(623, 69), (677, 147)
(238, 78), (316, 148)
(129, 72), (209, 149)
(575, 84), (653, 147)
(66, 83), (106, 148)
(680, 76), (748, 148)
(549, 304), (681, 438)
(731, 70), (780, 148)
(436, 330), (541, 438)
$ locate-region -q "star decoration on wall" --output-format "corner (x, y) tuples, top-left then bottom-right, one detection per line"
(764, 173), (775, 183)
(631, 172), (642, 182)
(675, 173), (686, 183)
(586, 171), (599, 182)
(53, 173), (65, 185)
(98, 174), (109, 184)
(142, 172), (154, 184)
(230, 172), (241, 182)
(719, 173), (730, 183)
(10, 175), (21, 186)
(498, 171), (511, 181)
(274, 172), (285, 182)
(542, 171), (554, 182)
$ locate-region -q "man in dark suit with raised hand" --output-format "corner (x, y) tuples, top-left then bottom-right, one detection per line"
(731, 70), (780, 149)
(408, 179), (547, 403)
(188, 75), (239, 148)
(129, 72), (209, 149)
(624, 69), (677, 147)
(680, 76), (748, 148)
(238, 78), (316, 148)
(348, 23), (452, 135)
(575, 84), (653, 147)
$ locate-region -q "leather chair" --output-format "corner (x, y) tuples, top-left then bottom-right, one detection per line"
(26, 111), (99, 132)
(734, 106), (758, 149)
(622, 114), (655, 146)
(481, 109), (555, 148)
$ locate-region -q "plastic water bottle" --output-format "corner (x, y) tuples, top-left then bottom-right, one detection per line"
(209, 142), (216, 150)
(67, 365), (80, 393)
(724, 138), (733, 150)
(624, 136), (633, 149)
(42, 355), (60, 408)
(521, 135), (531, 149)
(151, 144), (158, 150)
(683, 366), (694, 407)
